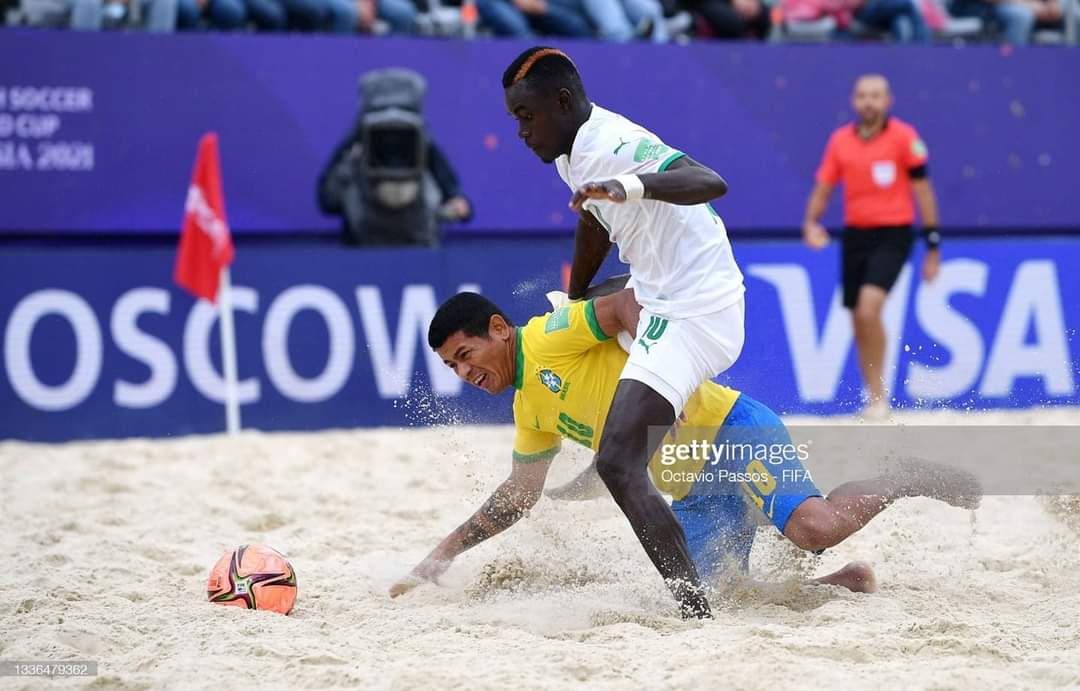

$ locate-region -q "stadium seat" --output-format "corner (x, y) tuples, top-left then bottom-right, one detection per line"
(848, 19), (889, 40)
(774, 11), (837, 42)
(937, 16), (983, 39)
(14, 0), (66, 26)
(1033, 28), (1066, 43)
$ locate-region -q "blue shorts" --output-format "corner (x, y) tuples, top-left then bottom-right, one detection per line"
(670, 393), (822, 579)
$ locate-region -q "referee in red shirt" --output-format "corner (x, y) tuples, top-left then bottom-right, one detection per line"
(802, 74), (941, 419)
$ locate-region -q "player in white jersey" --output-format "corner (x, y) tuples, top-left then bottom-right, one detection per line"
(502, 47), (745, 618)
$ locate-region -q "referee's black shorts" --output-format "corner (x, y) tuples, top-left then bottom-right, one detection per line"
(841, 226), (914, 309)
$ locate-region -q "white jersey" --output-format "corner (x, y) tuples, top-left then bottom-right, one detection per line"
(555, 104), (745, 319)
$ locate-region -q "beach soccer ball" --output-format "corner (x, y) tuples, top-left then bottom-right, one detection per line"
(206, 544), (297, 615)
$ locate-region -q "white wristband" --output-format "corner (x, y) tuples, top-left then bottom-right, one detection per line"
(615, 174), (645, 202)
(544, 290), (570, 310)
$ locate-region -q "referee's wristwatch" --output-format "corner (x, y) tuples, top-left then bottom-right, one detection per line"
(923, 226), (941, 249)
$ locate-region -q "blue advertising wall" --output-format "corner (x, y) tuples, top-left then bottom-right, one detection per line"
(2, 236), (1077, 441)
(1, 31), (1079, 235)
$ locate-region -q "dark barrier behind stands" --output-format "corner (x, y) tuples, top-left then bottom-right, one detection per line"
(1, 31), (1078, 236)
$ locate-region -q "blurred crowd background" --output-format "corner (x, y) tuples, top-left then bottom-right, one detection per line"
(2, 0), (1076, 45)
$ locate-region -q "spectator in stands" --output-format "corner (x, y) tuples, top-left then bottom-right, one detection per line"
(949, 0), (1034, 42)
(855, 0), (930, 40)
(627, 0), (670, 39)
(179, 0), (366, 32)
(1026, 0), (1073, 35)
(331, 0), (415, 33)
(374, 0), (418, 32)
(781, 0), (857, 33)
(289, 0), (358, 32)
(681, 0), (770, 39)
(177, 0), (246, 28)
(18, 0), (97, 28)
(23, 0), (179, 29)
(475, 0), (592, 37)
(782, 0), (928, 41)
(580, 0), (669, 40)
(232, 0), (309, 31)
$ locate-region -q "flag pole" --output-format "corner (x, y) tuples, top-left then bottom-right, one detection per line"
(218, 266), (241, 434)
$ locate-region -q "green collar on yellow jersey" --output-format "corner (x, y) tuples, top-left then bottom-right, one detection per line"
(513, 327), (524, 390)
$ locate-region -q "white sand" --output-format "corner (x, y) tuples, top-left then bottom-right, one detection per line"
(3, 408), (1080, 691)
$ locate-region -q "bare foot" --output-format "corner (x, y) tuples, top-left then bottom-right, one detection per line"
(859, 398), (891, 422)
(811, 560), (877, 594)
(886, 456), (982, 510)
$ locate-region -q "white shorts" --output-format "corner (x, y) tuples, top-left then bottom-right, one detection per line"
(618, 297), (745, 416)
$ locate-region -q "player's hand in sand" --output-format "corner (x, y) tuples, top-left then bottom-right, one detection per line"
(802, 220), (830, 249)
(388, 576), (421, 598)
(569, 180), (627, 212)
(389, 556), (451, 598)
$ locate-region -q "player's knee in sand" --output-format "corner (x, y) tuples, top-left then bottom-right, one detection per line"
(782, 497), (863, 554)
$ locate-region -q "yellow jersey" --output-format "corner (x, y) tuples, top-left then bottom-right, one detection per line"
(511, 299), (741, 500)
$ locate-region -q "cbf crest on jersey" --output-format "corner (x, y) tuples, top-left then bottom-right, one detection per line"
(538, 369), (563, 394)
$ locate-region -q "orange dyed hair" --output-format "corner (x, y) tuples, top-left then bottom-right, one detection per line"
(513, 48), (574, 84)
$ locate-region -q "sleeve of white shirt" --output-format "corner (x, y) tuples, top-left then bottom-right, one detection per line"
(575, 124), (687, 184)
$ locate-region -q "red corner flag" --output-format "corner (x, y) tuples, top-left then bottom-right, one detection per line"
(175, 133), (235, 303)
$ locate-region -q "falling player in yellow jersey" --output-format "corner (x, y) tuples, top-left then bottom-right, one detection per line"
(389, 287), (980, 599)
